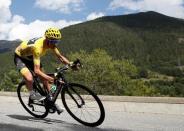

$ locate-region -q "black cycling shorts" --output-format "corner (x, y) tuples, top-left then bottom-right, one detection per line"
(14, 53), (42, 72)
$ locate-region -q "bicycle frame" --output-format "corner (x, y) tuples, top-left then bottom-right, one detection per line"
(30, 66), (85, 109)
(31, 74), (63, 104)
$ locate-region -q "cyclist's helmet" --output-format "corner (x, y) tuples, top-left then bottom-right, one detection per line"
(44, 28), (62, 40)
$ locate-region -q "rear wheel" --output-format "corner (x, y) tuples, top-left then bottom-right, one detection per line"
(61, 83), (105, 127)
(17, 81), (49, 118)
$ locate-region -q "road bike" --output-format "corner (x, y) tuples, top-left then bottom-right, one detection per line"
(17, 60), (105, 127)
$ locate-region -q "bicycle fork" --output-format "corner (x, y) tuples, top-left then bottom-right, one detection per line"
(66, 85), (85, 108)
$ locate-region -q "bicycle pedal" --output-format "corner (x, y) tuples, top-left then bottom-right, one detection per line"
(48, 107), (56, 114)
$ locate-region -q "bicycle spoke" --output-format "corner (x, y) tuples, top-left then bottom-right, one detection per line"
(18, 82), (48, 118)
(84, 100), (98, 104)
(62, 83), (105, 126)
(84, 105), (100, 114)
(81, 109), (87, 122)
(79, 109), (83, 120)
(71, 108), (80, 117)
(67, 105), (78, 109)
(84, 106), (99, 109)
(83, 108), (98, 120)
(84, 106), (100, 118)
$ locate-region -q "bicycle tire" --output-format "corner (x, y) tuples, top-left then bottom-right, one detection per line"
(61, 83), (105, 127)
(17, 81), (49, 118)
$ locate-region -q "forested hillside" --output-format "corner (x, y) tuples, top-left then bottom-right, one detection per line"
(1, 11), (184, 96)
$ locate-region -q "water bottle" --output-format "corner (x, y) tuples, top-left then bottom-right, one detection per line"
(50, 84), (57, 94)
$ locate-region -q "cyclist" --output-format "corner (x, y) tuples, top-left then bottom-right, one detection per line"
(14, 27), (72, 113)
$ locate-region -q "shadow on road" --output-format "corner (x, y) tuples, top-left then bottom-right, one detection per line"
(7, 114), (67, 124)
(0, 123), (43, 131)
(7, 114), (130, 131)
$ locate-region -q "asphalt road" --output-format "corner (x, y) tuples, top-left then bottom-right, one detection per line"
(0, 96), (184, 131)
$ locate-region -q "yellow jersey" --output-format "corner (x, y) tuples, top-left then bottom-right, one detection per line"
(15, 37), (60, 65)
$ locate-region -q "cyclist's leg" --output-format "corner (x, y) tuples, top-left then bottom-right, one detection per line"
(41, 78), (50, 92)
(21, 66), (45, 101)
(39, 65), (51, 92)
(14, 54), (33, 91)
(20, 67), (33, 91)
(39, 67), (64, 114)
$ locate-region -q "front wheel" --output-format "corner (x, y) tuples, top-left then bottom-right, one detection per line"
(17, 81), (49, 118)
(61, 83), (105, 127)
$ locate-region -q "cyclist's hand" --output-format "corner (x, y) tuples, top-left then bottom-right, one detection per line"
(69, 59), (82, 71)
(48, 76), (54, 83)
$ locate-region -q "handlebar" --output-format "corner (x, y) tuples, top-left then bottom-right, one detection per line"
(55, 59), (82, 76)
(56, 65), (69, 73)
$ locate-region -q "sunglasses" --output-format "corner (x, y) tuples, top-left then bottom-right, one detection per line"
(48, 39), (60, 44)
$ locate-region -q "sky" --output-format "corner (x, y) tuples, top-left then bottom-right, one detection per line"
(0, 0), (184, 40)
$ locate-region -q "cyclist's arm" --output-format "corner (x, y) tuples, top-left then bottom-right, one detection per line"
(53, 47), (70, 65)
(33, 52), (54, 83)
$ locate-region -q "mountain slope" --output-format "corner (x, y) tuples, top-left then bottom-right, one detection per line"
(0, 40), (20, 53)
(1, 11), (184, 76)
(96, 11), (184, 30)
(59, 11), (184, 69)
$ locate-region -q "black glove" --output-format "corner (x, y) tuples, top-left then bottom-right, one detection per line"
(70, 59), (82, 71)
